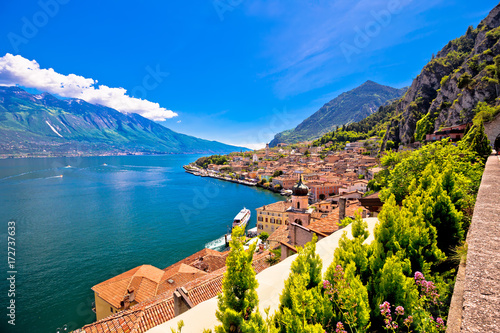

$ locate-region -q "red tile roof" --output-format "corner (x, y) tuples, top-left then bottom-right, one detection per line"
(307, 202), (365, 235)
(74, 251), (271, 333)
(256, 201), (292, 213)
(162, 248), (228, 274)
(92, 265), (168, 308)
(268, 225), (290, 248)
(92, 249), (228, 310)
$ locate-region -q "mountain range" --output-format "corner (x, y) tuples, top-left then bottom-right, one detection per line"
(0, 87), (246, 157)
(381, 3), (500, 146)
(269, 80), (407, 147)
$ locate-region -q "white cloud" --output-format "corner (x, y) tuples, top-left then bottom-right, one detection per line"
(0, 54), (177, 121)
(177, 120), (182, 123)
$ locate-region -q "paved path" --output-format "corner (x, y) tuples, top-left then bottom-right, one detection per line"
(459, 155), (500, 332)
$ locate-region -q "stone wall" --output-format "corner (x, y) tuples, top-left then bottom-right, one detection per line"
(484, 112), (500, 148)
(446, 155), (500, 332)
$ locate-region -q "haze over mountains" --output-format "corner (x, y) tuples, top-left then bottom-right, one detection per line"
(269, 81), (407, 147)
(0, 87), (246, 157)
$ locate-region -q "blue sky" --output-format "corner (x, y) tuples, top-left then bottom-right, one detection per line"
(0, 0), (498, 149)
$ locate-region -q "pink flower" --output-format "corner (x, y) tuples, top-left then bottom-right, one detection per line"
(322, 280), (331, 289)
(379, 301), (391, 316)
(395, 306), (404, 316)
(436, 317), (446, 330)
(403, 315), (413, 327)
(335, 321), (347, 333)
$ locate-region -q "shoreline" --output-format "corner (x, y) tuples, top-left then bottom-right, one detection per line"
(183, 164), (289, 196)
(0, 151), (234, 160)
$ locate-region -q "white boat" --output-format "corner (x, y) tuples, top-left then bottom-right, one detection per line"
(232, 207), (251, 230)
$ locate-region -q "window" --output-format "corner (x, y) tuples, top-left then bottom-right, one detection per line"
(110, 307), (114, 313)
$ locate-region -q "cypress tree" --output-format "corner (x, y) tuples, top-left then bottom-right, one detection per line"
(215, 226), (265, 333)
(462, 122), (492, 162)
(329, 212), (371, 283)
(274, 235), (329, 333)
(371, 257), (419, 326)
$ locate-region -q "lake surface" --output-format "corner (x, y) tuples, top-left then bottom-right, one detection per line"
(0, 155), (282, 333)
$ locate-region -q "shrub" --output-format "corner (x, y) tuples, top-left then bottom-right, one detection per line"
(440, 75), (450, 86)
(457, 72), (474, 89)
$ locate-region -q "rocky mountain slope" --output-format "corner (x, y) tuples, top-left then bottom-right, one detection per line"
(269, 80), (406, 147)
(0, 87), (246, 157)
(385, 3), (500, 145)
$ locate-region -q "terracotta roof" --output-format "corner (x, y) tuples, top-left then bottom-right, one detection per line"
(156, 264), (208, 295)
(74, 250), (271, 333)
(92, 265), (169, 308)
(307, 202), (365, 235)
(257, 201), (292, 212)
(251, 250), (272, 273)
(91, 249), (227, 310)
(163, 248), (228, 274)
(268, 225), (290, 247)
(310, 211), (326, 220)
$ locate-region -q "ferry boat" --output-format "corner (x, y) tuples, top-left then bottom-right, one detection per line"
(232, 207), (251, 230)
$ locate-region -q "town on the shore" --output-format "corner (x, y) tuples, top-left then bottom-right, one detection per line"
(74, 136), (394, 332)
(73, 118), (475, 333)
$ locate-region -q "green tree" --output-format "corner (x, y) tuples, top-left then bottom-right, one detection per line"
(328, 212), (371, 282)
(274, 236), (329, 332)
(411, 163), (464, 256)
(380, 140), (483, 208)
(265, 247), (281, 266)
(385, 140), (395, 151)
(324, 214), (372, 331)
(461, 122), (492, 162)
(273, 170), (283, 178)
(259, 232), (269, 242)
(371, 257), (419, 327)
(323, 263), (371, 333)
(414, 112), (434, 142)
(215, 227), (266, 333)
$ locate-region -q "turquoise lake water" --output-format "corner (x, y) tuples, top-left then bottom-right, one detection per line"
(0, 155), (283, 333)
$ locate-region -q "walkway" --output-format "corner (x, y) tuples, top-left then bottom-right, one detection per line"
(448, 155), (500, 332)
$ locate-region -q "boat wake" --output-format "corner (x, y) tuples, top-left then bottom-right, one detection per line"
(205, 235), (230, 251)
(46, 175), (63, 179)
(0, 168), (57, 181)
